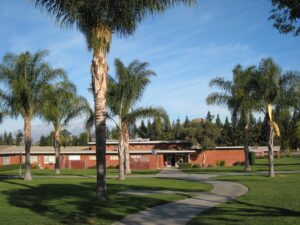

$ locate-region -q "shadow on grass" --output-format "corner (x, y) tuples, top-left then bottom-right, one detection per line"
(189, 198), (300, 225)
(0, 179), (194, 224)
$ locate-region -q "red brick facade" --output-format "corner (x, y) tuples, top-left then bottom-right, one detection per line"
(0, 141), (246, 169)
(190, 148), (245, 166)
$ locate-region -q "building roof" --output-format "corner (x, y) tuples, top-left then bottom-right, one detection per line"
(89, 140), (191, 145)
(0, 146), (92, 155)
(0, 146), (194, 155)
(250, 146), (280, 152)
(191, 146), (244, 150)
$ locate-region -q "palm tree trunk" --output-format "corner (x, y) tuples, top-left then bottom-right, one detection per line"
(243, 126), (251, 172)
(92, 49), (108, 200)
(124, 128), (131, 174)
(54, 130), (61, 175)
(268, 122), (275, 177)
(118, 127), (125, 180)
(24, 116), (32, 181)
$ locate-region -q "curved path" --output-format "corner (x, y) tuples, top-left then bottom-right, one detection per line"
(113, 168), (248, 225)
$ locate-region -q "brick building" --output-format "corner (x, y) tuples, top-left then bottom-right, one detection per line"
(0, 140), (246, 169)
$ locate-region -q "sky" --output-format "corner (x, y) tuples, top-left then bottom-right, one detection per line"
(0, 0), (300, 139)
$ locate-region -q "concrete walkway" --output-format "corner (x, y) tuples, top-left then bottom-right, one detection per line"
(113, 168), (248, 225)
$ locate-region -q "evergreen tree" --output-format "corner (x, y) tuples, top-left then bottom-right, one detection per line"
(15, 131), (23, 146)
(183, 116), (190, 128)
(138, 120), (148, 139)
(206, 111), (214, 122)
(215, 114), (222, 127)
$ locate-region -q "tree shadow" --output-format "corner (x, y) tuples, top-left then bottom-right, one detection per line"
(1, 179), (196, 224)
(189, 198), (300, 225)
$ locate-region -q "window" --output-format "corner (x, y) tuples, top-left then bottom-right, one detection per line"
(89, 156), (96, 160)
(3, 156), (10, 165)
(110, 155), (119, 160)
(44, 156), (55, 164)
(69, 155), (80, 161)
(131, 155), (142, 159)
(30, 156), (38, 163)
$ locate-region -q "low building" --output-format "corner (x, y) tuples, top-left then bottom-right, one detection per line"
(250, 146), (280, 157)
(0, 140), (247, 169)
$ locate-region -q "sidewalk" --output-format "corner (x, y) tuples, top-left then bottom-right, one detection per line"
(113, 168), (248, 225)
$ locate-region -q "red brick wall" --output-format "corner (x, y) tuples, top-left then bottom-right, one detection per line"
(92, 142), (191, 151)
(190, 149), (245, 166)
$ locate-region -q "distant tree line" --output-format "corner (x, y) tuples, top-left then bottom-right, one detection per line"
(0, 130), (23, 146)
(107, 109), (300, 151)
(39, 130), (88, 147)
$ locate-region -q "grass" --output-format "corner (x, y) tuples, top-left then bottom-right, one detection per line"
(181, 155), (300, 174)
(0, 167), (160, 177)
(0, 177), (211, 225)
(188, 174), (300, 225)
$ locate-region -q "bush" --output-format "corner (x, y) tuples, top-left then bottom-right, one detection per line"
(0, 164), (22, 171)
(233, 161), (244, 166)
(178, 163), (193, 169)
(249, 152), (256, 165)
(192, 164), (200, 168)
(107, 165), (116, 169)
(216, 160), (226, 167)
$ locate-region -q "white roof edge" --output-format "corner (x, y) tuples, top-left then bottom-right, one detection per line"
(88, 140), (190, 145)
(192, 146), (244, 150)
(153, 150), (196, 153)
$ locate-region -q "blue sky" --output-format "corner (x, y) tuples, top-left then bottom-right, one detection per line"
(0, 0), (300, 137)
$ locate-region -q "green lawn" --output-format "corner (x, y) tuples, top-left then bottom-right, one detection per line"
(181, 155), (300, 174)
(0, 167), (160, 176)
(0, 177), (211, 225)
(188, 174), (300, 225)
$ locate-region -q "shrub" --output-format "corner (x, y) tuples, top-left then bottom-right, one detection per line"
(107, 165), (116, 169)
(216, 160), (226, 167)
(178, 163), (193, 169)
(31, 164), (39, 169)
(233, 161), (244, 166)
(192, 164), (200, 168)
(0, 164), (22, 171)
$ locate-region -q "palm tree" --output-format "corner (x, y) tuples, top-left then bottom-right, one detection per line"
(0, 50), (65, 180)
(35, 0), (195, 199)
(207, 65), (257, 172)
(85, 102), (95, 144)
(252, 58), (300, 177)
(41, 79), (88, 175)
(107, 59), (166, 180)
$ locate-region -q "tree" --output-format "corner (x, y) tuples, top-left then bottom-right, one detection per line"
(252, 58), (300, 177)
(183, 116), (190, 128)
(215, 114), (222, 128)
(107, 59), (166, 179)
(194, 111), (221, 149)
(0, 50), (64, 180)
(269, 0), (300, 36)
(84, 100), (95, 144)
(41, 79), (88, 175)
(35, 0), (195, 199)
(207, 65), (257, 171)
(15, 130), (23, 146)
(138, 120), (148, 138)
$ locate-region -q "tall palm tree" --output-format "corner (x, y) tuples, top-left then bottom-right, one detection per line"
(85, 102), (95, 143)
(207, 65), (257, 172)
(35, 0), (195, 199)
(0, 50), (65, 180)
(252, 58), (300, 177)
(41, 79), (88, 175)
(107, 59), (166, 180)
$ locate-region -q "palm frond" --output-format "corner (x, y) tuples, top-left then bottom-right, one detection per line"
(35, 0), (195, 51)
(124, 107), (167, 125)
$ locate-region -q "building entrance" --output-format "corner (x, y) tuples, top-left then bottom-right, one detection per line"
(164, 154), (188, 167)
